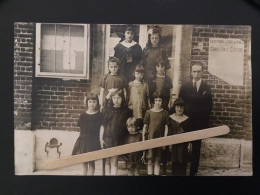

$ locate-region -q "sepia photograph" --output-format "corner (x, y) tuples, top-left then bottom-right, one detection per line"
(14, 23), (252, 176)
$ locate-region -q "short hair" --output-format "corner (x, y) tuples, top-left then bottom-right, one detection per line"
(156, 58), (167, 67)
(191, 61), (204, 71)
(126, 117), (144, 131)
(85, 93), (100, 111)
(170, 98), (186, 113)
(150, 92), (164, 104)
(132, 64), (145, 78)
(134, 64), (145, 74)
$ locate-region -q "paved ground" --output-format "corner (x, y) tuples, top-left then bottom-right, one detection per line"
(32, 159), (252, 176)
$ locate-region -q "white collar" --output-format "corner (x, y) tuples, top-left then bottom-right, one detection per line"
(133, 80), (143, 84)
(120, 40), (137, 48)
(193, 79), (202, 85)
(170, 113), (188, 123)
(151, 108), (163, 112)
(156, 74), (165, 78)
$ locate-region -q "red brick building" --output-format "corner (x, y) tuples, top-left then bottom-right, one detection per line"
(14, 23), (252, 140)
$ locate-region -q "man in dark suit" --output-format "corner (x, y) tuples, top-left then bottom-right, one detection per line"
(179, 62), (213, 176)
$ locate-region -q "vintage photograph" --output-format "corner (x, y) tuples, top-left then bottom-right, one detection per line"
(14, 23), (252, 176)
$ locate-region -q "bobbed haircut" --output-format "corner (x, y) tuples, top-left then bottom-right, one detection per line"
(156, 58), (167, 67)
(132, 64), (145, 79)
(171, 98), (186, 113)
(150, 92), (164, 104)
(85, 93), (100, 111)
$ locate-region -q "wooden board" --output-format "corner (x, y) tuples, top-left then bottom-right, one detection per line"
(44, 125), (229, 170)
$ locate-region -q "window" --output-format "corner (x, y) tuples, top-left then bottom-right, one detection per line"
(35, 23), (90, 79)
(104, 24), (177, 74)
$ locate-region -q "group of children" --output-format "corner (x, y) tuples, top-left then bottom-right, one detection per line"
(72, 25), (192, 176)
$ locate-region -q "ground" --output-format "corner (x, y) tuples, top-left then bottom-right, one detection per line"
(32, 159), (252, 176)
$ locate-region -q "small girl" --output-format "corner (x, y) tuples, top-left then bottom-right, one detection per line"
(114, 25), (143, 82)
(128, 65), (150, 119)
(125, 117), (143, 176)
(142, 92), (169, 176)
(148, 59), (173, 111)
(99, 56), (127, 111)
(72, 93), (103, 176)
(100, 89), (132, 175)
(141, 26), (171, 79)
(168, 98), (192, 176)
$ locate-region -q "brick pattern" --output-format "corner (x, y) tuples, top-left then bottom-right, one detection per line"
(191, 25), (252, 140)
(14, 22), (35, 130)
(14, 22), (92, 131)
(32, 78), (91, 131)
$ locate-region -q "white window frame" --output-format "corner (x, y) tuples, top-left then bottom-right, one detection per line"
(35, 23), (90, 80)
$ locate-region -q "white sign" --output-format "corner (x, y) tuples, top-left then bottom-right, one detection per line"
(208, 38), (244, 85)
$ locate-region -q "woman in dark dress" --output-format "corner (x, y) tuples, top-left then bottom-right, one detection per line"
(114, 25), (142, 82)
(168, 98), (192, 176)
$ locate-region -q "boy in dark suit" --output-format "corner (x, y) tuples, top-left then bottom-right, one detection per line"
(179, 62), (213, 176)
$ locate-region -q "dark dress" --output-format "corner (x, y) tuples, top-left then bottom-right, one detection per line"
(168, 114), (192, 176)
(102, 107), (132, 148)
(114, 41), (142, 82)
(148, 75), (173, 111)
(72, 112), (103, 155)
(141, 46), (171, 79)
(143, 109), (169, 159)
(125, 132), (142, 170)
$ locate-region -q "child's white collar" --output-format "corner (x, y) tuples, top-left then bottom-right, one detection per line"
(170, 113), (188, 123)
(120, 40), (137, 48)
(151, 108), (163, 112)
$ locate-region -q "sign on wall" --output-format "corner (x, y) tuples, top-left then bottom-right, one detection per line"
(208, 38), (244, 85)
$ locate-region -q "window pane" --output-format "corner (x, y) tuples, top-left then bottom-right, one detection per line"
(70, 25), (84, 74)
(40, 24), (55, 72)
(56, 25), (70, 73)
(40, 23), (86, 75)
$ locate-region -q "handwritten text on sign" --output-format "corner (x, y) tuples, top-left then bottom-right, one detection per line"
(208, 38), (244, 85)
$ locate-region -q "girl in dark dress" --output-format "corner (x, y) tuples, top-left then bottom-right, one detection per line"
(168, 98), (192, 176)
(141, 27), (171, 80)
(114, 25), (142, 82)
(72, 93), (102, 175)
(100, 89), (132, 175)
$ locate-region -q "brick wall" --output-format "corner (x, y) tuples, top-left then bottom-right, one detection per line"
(190, 25), (252, 140)
(14, 23), (104, 131)
(32, 79), (91, 131)
(14, 22), (35, 130)
(14, 23), (252, 139)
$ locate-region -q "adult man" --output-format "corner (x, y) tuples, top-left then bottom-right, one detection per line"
(178, 62), (213, 176)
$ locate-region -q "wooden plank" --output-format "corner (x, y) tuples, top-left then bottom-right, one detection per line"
(44, 125), (229, 170)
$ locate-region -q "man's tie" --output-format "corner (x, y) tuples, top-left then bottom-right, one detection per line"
(194, 81), (197, 92)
